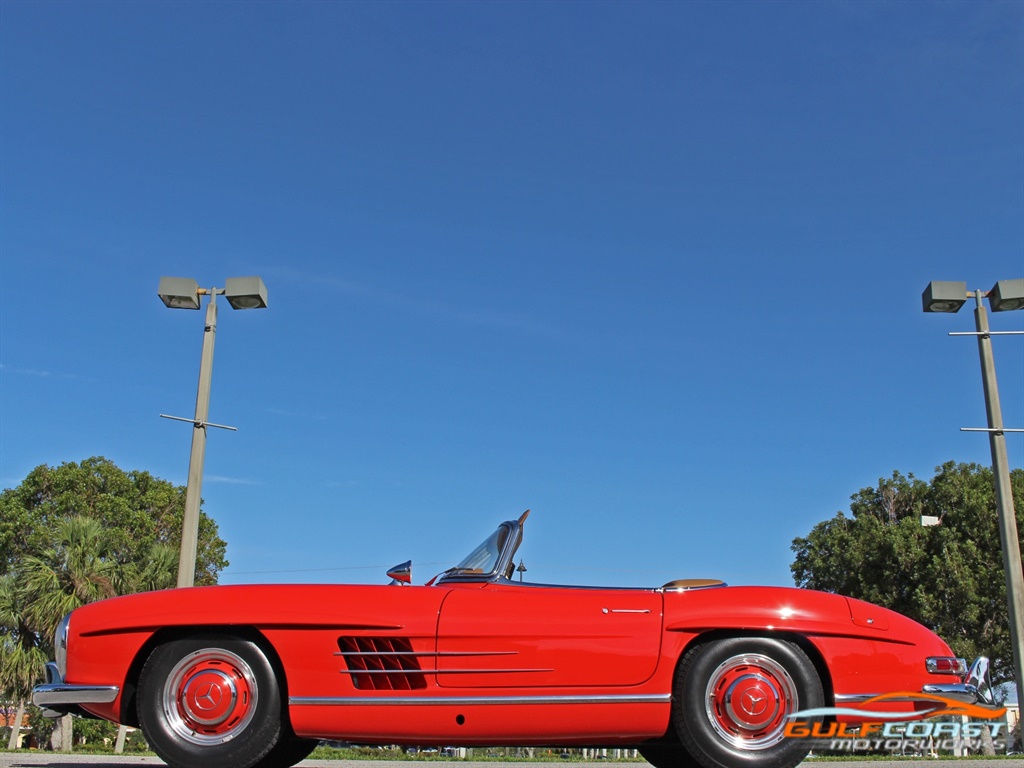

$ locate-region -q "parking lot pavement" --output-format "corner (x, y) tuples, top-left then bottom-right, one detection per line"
(1, 756), (1022, 768)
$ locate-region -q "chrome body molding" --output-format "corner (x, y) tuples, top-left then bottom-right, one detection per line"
(291, 693), (672, 707)
(333, 650), (517, 657)
(833, 693), (875, 704)
(33, 662), (120, 718)
(339, 668), (555, 675)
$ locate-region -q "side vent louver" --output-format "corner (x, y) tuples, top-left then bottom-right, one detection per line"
(336, 637), (427, 690)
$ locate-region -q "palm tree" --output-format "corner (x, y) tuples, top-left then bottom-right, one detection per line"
(21, 516), (130, 751)
(114, 541), (177, 752)
(0, 575), (48, 750)
(23, 516), (126, 632)
(132, 542), (178, 593)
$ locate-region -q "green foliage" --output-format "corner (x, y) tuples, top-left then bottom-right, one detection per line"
(0, 575), (49, 705)
(25, 704), (55, 748)
(0, 456), (230, 748)
(791, 461), (1024, 685)
(21, 517), (127, 638)
(0, 457), (228, 586)
(70, 717), (120, 747)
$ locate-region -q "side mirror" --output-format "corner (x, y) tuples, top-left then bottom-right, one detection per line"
(387, 560), (412, 585)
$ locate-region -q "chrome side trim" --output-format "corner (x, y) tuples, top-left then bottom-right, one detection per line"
(437, 668), (555, 674)
(291, 693), (672, 707)
(338, 668), (554, 675)
(834, 693), (877, 704)
(333, 650), (517, 657)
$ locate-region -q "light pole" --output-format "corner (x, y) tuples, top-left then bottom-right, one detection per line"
(158, 276), (268, 587)
(922, 278), (1024, 709)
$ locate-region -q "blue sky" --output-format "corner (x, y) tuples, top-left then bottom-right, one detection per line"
(1, 0), (1022, 591)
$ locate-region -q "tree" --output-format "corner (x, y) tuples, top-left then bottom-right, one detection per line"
(791, 461), (1024, 686)
(0, 457), (228, 585)
(7, 517), (179, 752)
(132, 543), (180, 593)
(0, 457), (226, 751)
(0, 575), (48, 749)
(19, 516), (135, 751)
(22, 516), (127, 635)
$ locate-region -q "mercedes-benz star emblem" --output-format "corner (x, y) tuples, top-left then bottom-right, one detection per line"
(194, 682), (223, 711)
(741, 689), (768, 717)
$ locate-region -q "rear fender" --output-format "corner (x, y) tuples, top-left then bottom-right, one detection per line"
(663, 586), (960, 706)
(673, 628), (836, 711)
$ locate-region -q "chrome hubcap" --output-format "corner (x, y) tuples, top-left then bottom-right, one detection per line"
(705, 653), (797, 749)
(162, 648), (258, 745)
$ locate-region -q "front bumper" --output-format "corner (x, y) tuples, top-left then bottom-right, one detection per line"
(922, 656), (997, 706)
(32, 662), (119, 718)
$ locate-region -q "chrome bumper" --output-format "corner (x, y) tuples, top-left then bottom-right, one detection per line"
(922, 656), (997, 706)
(32, 661), (119, 718)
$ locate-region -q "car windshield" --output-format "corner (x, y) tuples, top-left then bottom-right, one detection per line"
(451, 524), (510, 576)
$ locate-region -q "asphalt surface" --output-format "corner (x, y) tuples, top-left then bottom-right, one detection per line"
(0, 758), (1019, 768)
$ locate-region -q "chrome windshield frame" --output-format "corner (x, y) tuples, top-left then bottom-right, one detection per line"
(437, 518), (524, 585)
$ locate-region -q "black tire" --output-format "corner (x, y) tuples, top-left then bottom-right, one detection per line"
(137, 634), (286, 768)
(673, 637), (823, 768)
(256, 736), (318, 768)
(638, 741), (702, 768)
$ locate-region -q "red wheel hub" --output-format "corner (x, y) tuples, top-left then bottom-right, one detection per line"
(179, 664), (250, 732)
(163, 648), (259, 744)
(705, 653), (797, 749)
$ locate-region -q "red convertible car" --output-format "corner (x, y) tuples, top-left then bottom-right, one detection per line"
(34, 511), (993, 768)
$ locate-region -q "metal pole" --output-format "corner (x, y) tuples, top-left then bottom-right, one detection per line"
(176, 290), (218, 588)
(973, 290), (1024, 710)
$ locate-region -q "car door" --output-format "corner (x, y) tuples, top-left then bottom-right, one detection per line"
(435, 582), (662, 688)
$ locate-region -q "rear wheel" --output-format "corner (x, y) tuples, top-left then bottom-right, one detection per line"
(138, 634), (285, 768)
(673, 637), (822, 768)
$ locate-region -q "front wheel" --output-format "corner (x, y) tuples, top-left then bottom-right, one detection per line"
(673, 637), (823, 768)
(137, 634), (286, 768)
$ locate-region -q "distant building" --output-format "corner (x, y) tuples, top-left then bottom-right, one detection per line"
(1, 705), (33, 749)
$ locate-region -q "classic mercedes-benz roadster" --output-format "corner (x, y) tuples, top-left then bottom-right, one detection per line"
(34, 511), (994, 768)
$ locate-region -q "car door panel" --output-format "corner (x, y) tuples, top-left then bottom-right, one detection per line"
(436, 584), (662, 688)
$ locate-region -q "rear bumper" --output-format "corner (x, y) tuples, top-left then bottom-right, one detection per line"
(922, 656), (996, 706)
(32, 662), (119, 718)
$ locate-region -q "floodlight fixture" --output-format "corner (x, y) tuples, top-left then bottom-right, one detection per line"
(158, 277), (202, 310)
(225, 276), (269, 310)
(921, 281), (968, 313)
(988, 278), (1024, 312)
